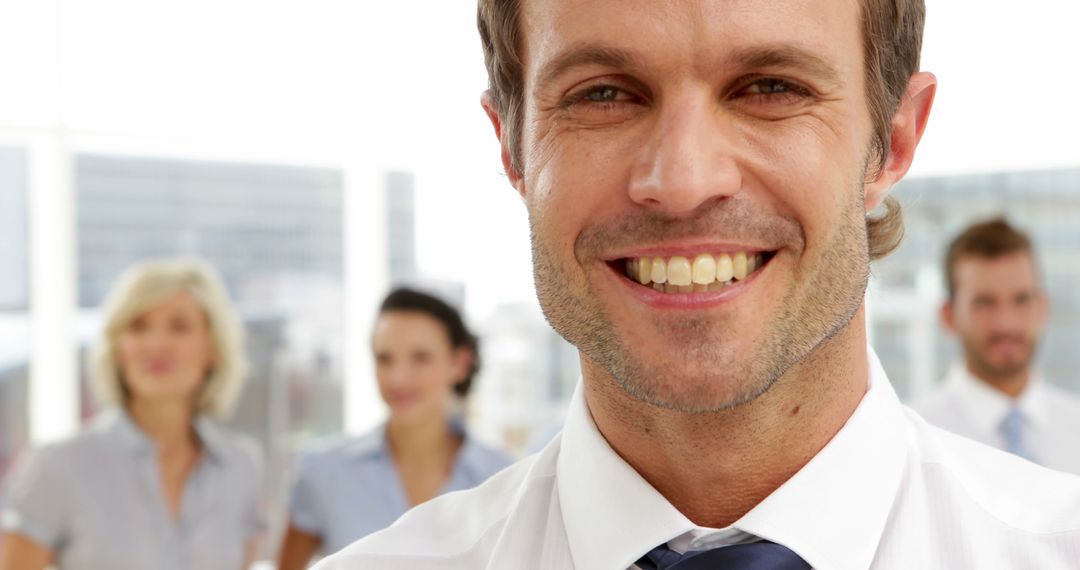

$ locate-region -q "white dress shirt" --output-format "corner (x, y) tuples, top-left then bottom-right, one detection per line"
(316, 351), (1080, 570)
(913, 363), (1080, 475)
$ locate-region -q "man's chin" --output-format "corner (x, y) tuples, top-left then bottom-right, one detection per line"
(613, 365), (772, 413)
(977, 358), (1032, 382)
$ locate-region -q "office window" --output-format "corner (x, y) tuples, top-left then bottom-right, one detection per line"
(0, 147), (30, 490)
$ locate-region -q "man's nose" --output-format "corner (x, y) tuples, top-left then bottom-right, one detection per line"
(627, 97), (742, 216)
(994, 306), (1029, 332)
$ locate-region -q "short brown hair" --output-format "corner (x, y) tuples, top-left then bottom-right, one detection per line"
(477, 0), (925, 260)
(944, 218), (1035, 299)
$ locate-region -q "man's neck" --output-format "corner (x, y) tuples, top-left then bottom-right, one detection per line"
(584, 311), (869, 528)
(967, 362), (1031, 400)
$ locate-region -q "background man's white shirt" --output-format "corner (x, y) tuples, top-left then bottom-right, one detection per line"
(317, 351), (1080, 570)
(914, 363), (1080, 475)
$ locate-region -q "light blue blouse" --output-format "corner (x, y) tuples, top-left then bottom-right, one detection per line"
(0, 409), (264, 570)
(289, 423), (511, 555)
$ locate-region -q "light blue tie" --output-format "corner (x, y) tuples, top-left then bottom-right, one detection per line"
(999, 407), (1038, 463)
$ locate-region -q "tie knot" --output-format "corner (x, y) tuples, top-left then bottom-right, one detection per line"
(998, 406), (1039, 463)
(1000, 406), (1026, 431)
(637, 540), (810, 569)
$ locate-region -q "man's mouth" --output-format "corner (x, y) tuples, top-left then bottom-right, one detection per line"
(614, 251), (775, 294)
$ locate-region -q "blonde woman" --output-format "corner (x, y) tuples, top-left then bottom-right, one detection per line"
(0, 259), (264, 570)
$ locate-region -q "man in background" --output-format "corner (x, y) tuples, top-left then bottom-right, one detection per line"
(915, 218), (1080, 474)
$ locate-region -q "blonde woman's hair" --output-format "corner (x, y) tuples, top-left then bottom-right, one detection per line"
(90, 258), (248, 419)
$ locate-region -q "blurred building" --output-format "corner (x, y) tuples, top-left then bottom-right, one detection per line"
(474, 302), (580, 455)
(0, 147), (29, 488)
(0, 147), (28, 310)
(871, 168), (1080, 400)
(385, 170), (417, 283)
(382, 170), (469, 307)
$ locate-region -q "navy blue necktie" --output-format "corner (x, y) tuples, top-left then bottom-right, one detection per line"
(636, 541), (810, 570)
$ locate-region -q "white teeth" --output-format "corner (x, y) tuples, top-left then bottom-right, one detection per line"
(637, 257), (653, 285)
(625, 251), (767, 293)
(650, 257), (667, 284)
(667, 256), (692, 286)
(732, 252), (748, 281)
(691, 254), (716, 285)
(715, 253), (734, 283)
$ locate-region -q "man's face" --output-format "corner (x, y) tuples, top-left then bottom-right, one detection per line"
(945, 252), (1048, 381)
(510, 0), (886, 411)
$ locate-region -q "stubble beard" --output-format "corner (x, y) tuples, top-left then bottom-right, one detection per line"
(965, 335), (1038, 383)
(529, 181), (872, 413)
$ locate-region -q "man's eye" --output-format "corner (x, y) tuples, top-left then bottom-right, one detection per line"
(737, 78), (810, 101)
(558, 82), (644, 123)
(749, 79), (792, 94)
(583, 86), (623, 103)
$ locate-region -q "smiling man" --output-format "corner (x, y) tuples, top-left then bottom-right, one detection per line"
(317, 1), (1080, 569)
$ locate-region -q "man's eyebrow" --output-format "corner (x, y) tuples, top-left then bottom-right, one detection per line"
(533, 43), (845, 90)
(727, 45), (845, 87)
(534, 44), (642, 89)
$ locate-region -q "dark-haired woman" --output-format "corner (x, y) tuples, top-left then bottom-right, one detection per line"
(277, 288), (511, 569)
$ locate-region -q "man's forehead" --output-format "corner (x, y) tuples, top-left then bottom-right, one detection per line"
(519, 0), (861, 76)
(955, 253), (1041, 290)
(957, 251), (1037, 270)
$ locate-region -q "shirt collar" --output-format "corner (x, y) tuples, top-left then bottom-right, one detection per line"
(192, 415), (228, 464)
(346, 423), (390, 460)
(734, 349), (908, 570)
(557, 349), (908, 570)
(100, 407), (227, 464)
(557, 382), (694, 570)
(944, 363), (1049, 430)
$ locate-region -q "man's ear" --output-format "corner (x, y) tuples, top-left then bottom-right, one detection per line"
(940, 300), (957, 334)
(865, 72), (937, 211)
(1036, 290), (1051, 328)
(481, 90), (525, 197)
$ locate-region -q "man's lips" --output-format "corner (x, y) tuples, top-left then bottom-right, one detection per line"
(601, 240), (778, 260)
